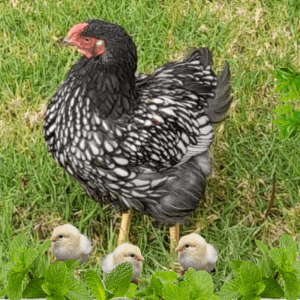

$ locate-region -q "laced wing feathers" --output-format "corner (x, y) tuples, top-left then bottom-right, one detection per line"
(121, 48), (222, 170)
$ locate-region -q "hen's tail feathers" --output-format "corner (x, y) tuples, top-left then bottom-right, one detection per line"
(204, 62), (231, 123)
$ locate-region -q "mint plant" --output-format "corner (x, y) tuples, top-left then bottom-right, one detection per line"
(1, 233), (299, 299)
(134, 269), (219, 300)
(220, 233), (300, 300)
(85, 262), (135, 299)
(271, 67), (300, 140)
(0, 234), (91, 300)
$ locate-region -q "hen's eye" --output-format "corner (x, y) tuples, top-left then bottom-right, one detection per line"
(84, 36), (91, 43)
(130, 254), (135, 258)
(96, 40), (104, 47)
(185, 244), (189, 248)
(59, 235), (63, 238)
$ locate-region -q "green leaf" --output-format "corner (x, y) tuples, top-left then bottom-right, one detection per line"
(134, 285), (154, 299)
(255, 240), (269, 257)
(274, 82), (289, 93)
(47, 296), (65, 300)
(154, 270), (178, 283)
(126, 283), (138, 298)
(0, 287), (6, 297)
(295, 76), (300, 89)
(45, 261), (67, 286)
(240, 261), (261, 285)
(280, 234), (297, 261)
(228, 260), (242, 279)
(281, 271), (300, 300)
(7, 272), (25, 300)
(269, 248), (284, 268)
(42, 282), (55, 296)
(10, 234), (27, 262)
(270, 68), (280, 79)
(64, 259), (81, 271)
(54, 284), (69, 297)
(253, 282), (265, 296)
(239, 284), (253, 296)
(292, 261), (300, 274)
(85, 270), (106, 300)
(257, 257), (276, 278)
(23, 277), (47, 298)
(279, 95), (291, 102)
(32, 256), (49, 278)
(65, 278), (92, 300)
(239, 283), (265, 297)
(104, 262), (133, 297)
(184, 270), (214, 298)
(219, 278), (242, 300)
(261, 277), (284, 298)
(149, 274), (163, 296)
(162, 282), (189, 300)
(64, 260), (81, 278)
(23, 248), (38, 268)
(0, 261), (15, 280)
(241, 296), (260, 300)
(38, 239), (52, 256)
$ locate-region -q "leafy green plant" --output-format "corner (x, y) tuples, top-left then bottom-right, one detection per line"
(134, 269), (219, 300)
(0, 234), (91, 300)
(1, 233), (299, 300)
(220, 234), (300, 300)
(271, 67), (300, 140)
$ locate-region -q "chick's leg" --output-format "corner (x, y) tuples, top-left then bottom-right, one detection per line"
(118, 210), (131, 245)
(170, 223), (180, 253)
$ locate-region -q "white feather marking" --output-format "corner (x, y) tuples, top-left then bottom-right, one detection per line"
(114, 168), (129, 177)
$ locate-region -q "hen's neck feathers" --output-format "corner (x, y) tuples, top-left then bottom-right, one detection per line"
(67, 48), (138, 120)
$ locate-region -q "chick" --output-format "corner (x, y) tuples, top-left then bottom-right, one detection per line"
(175, 233), (218, 275)
(102, 243), (144, 284)
(50, 224), (92, 265)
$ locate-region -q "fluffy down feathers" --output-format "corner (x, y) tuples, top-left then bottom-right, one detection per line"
(50, 224), (92, 265)
(176, 233), (218, 273)
(102, 243), (144, 280)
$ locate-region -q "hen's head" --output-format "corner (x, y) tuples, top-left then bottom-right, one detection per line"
(62, 20), (137, 70)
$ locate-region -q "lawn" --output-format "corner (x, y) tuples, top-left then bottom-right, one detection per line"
(0, 0), (300, 296)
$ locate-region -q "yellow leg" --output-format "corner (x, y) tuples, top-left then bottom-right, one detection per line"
(118, 210), (131, 245)
(170, 223), (180, 253)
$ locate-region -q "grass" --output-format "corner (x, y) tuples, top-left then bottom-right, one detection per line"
(1, 0), (300, 296)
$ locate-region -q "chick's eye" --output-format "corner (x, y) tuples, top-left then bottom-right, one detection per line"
(130, 254), (135, 258)
(185, 244), (189, 248)
(59, 235), (63, 238)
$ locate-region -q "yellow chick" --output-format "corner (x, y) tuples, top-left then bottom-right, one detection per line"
(102, 243), (144, 284)
(175, 233), (218, 275)
(50, 224), (92, 265)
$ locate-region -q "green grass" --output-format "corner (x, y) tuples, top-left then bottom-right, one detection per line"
(1, 0), (300, 296)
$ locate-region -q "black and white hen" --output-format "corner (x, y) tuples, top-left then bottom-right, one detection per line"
(44, 20), (231, 224)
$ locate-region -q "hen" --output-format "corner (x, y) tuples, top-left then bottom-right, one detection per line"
(44, 20), (231, 228)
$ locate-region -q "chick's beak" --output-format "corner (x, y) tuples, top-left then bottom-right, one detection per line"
(136, 255), (145, 261)
(175, 246), (183, 252)
(60, 36), (71, 46)
(51, 237), (57, 242)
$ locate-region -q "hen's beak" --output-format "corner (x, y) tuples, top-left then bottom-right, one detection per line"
(60, 37), (70, 46)
(175, 246), (183, 252)
(136, 255), (145, 261)
(51, 237), (57, 242)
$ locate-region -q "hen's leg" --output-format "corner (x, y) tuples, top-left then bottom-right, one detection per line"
(170, 223), (180, 252)
(118, 210), (131, 245)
